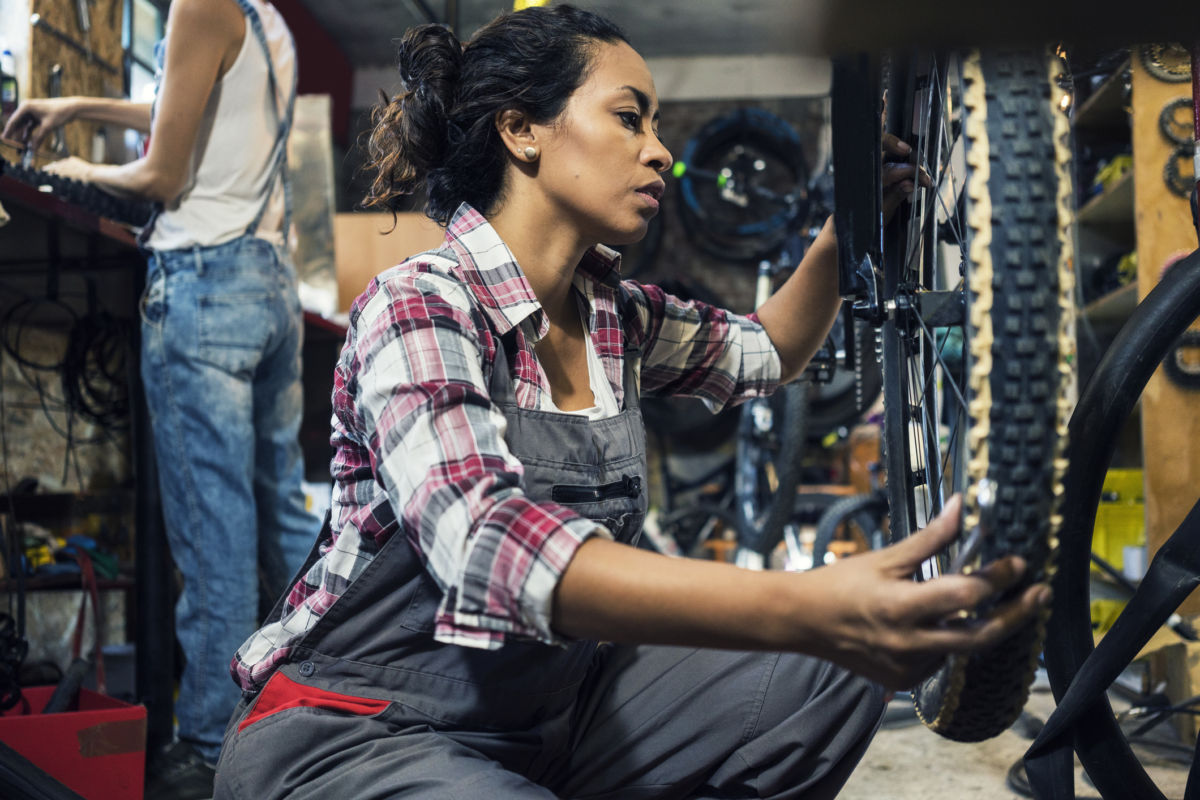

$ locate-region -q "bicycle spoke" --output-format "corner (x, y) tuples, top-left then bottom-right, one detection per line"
(907, 61), (969, 280)
(913, 311), (968, 412)
(933, 64), (967, 249)
(935, 402), (966, 502)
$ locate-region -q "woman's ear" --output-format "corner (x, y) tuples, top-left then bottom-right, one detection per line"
(496, 109), (539, 163)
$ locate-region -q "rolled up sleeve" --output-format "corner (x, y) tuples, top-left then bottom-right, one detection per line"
(354, 273), (611, 649)
(622, 280), (781, 410)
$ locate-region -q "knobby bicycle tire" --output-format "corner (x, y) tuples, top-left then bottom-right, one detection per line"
(881, 48), (1075, 741)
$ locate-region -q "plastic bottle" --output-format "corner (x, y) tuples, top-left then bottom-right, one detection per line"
(0, 43), (18, 116)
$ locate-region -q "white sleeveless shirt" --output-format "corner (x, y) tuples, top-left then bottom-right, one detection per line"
(146, 0), (295, 250)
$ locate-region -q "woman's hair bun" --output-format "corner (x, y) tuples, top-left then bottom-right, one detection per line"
(397, 23), (462, 118)
(361, 24), (462, 213)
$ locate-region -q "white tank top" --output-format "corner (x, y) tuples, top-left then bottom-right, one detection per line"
(541, 327), (621, 420)
(146, 0), (295, 250)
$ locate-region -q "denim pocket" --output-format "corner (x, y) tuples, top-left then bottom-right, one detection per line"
(140, 269), (167, 328)
(196, 291), (274, 378)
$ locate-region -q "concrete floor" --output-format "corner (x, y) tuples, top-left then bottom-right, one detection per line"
(839, 673), (1192, 799)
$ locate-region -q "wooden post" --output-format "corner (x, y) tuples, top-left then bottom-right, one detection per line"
(1130, 49), (1200, 613)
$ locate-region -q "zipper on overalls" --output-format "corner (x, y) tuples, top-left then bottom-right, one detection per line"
(551, 474), (642, 503)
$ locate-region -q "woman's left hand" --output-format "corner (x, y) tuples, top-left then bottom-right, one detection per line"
(882, 132), (931, 223)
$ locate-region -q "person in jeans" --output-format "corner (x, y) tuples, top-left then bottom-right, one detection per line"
(2, 0), (318, 796)
(216, 5), (1049, 799)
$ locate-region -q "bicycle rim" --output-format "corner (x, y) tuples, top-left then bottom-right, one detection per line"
(881, 48), (1075, 741)
(734, 382), (808, 558)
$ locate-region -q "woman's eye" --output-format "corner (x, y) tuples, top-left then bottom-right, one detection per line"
(618, 112), (640, 129)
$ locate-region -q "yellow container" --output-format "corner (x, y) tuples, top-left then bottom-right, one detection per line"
(1091, 468), (1145, 574)
(1100, 467), (1144, 504)
(1090, 598), (1127, 635)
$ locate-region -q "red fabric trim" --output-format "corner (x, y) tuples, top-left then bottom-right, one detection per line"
(238, 671), (390, 732)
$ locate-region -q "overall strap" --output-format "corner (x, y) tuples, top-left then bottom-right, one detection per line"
(236, 0), (297, 245)
(616, 282), (642, 412)
(487, 328), (518, 405)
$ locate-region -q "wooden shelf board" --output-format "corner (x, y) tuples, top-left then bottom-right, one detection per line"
(1083, 282), (1137, 324)
(1, 491), (134, 523)
(1077, 170), (1134, 228)
(1073, 58), (1131, 130)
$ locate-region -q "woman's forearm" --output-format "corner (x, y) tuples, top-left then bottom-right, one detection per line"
(552, 537), (813, 651)
(60, 97), (154, 134)
(89, 158), (180, 203)
(753, 215), (842, 382)
(551, 498), (1051, 691)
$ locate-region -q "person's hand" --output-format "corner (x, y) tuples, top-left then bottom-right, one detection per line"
(1, 97), (79, 152)
(43, 156), (100, 183)
(881, 132), (931, 224)
(803, 494), (1051, 690)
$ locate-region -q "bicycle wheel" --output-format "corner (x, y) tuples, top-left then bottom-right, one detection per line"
(880, 48), (1075, 741)
(810, 492), (890, 568)
(676, 108), (810, 263)
(734, 380), (809, 560)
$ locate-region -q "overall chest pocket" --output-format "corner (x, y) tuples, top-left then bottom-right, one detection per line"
(549, 474), (646, 545)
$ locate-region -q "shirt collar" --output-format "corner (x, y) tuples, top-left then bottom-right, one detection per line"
(441, 203), (624, 339)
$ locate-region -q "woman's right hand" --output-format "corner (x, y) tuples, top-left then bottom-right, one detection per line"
(1, 97), (79, 151)
(799, 494), (1051, 690)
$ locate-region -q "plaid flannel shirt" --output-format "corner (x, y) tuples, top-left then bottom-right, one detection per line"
(232, 203), (781, 690)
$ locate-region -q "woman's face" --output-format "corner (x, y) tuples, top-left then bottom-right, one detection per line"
(532, 40), (673, 247)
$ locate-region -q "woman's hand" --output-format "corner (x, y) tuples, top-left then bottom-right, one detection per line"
(43, 156), (133, 198)
(43, 155), (99, 183)
(801, 494), (1050, 690)
(882, 132), (931, 223)
(1, 97), (80, 151)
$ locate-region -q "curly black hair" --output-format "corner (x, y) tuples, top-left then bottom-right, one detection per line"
(362, 4), (628, 226)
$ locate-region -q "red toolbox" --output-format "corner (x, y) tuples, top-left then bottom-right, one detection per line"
(0, 686), (146, 800)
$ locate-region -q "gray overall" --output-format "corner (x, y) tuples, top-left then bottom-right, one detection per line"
(215, 322), (886, 800)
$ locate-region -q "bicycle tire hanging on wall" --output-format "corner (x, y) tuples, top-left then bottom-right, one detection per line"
(675, 108), (810, 262)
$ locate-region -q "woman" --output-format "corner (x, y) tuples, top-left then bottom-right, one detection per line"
(216, 6), (1049, 798)
(3, 1), (317, 795)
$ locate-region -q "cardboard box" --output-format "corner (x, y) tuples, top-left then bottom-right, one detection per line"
(0, 686), (146, 800)
(334, 212), (445, 312)
(1143, 629), (1200, 745)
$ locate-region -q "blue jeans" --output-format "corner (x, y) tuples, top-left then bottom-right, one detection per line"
(140, 234), (318, 762)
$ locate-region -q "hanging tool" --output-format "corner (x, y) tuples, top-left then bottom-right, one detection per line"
(47, 64), (68, 157)
(29, 14), (118, 75)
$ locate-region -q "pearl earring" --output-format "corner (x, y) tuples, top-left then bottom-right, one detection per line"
(523, 146), (538, 160)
